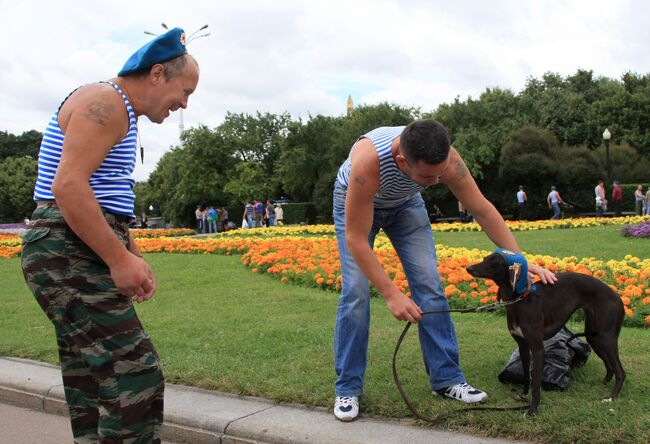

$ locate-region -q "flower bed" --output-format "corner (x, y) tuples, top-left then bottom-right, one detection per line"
(218, 215), (650, 236)
(621, 221), (650, 238)
(238, 236), (649, 328)
(130, 228), (196, 238)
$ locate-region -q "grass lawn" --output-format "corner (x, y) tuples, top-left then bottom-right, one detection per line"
(1, 226), (649, 443)
(434, 224), (649, 260)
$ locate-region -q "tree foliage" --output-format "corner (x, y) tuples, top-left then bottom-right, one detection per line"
(0, 156), (37, 222)
(0, 130), (42, 161)
(3, 69), (650, 225)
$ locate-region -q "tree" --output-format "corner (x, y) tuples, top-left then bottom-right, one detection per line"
(498, 126), (562, 218)
(0, 156), (38, 222)
(0, 130), (42, 160)
(432, 88), (529, 180)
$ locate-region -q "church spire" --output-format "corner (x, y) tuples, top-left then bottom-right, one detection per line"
(347, 95), (354, 117)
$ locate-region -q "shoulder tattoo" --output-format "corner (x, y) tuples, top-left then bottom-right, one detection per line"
(85, 98), (114, 126)
(354, 175), (367, 185)
(454, 156), (469, 181)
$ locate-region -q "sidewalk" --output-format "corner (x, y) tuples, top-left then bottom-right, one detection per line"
(0, 357), (526, 444)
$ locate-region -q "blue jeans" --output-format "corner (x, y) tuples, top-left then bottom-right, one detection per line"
(551, 203), (562, 219)
(332, 186), (465, 396)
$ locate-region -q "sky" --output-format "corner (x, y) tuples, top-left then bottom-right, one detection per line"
(1, 0), (649, 181)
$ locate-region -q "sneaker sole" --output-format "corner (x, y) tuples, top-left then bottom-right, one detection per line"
(334, 414), (358, 422)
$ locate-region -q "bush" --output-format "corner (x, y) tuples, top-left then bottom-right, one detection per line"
(281, 202), (317, 225)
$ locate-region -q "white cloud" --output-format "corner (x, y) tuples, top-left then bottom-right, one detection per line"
(1, 0), (648, 180)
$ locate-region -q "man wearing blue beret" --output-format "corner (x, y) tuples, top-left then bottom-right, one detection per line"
(21, 27), (200, 443)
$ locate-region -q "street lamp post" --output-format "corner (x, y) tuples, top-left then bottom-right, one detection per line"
(602, 128), (612, 182)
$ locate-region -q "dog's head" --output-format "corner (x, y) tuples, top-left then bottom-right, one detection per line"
(466, 253), (510, 287)
(467, 249), (535, 297)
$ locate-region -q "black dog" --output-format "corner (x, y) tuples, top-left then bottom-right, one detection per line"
(466, 251), (625, 415)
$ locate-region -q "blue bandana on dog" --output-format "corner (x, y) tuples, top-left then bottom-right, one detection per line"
(495, 249), (537, 296)
(118, 27), (187, 76)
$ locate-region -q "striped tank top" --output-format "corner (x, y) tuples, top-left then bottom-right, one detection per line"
(336, 126), (423, 209)
(34, 81), (137, 217)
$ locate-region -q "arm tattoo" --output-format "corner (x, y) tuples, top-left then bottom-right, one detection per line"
(85, 99), (114, 126)
(354, 175), (367, 185)
(454, 157), (469, 181)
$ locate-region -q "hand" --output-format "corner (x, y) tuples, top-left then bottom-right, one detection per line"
(528, 263), (557, 285)
(132, 260), (157, 303)
(385, 290), (423, 323)
(110, 253), (155, 301)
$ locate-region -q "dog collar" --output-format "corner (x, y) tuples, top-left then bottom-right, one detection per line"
(495, 249), (537, 297)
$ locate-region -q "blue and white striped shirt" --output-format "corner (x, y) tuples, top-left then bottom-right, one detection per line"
(336, 126), (423, 209)
(34, 81), (137, 217)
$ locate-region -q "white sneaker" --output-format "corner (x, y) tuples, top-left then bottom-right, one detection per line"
(433, 383), (488, 404)
(333, 396), (359, 421)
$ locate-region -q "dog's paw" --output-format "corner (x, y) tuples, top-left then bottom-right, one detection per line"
(524, 409), (537, 417)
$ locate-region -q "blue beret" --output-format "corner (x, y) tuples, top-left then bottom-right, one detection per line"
(118, 27), (187, 76)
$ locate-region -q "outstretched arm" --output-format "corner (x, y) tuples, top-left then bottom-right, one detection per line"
(443, 149), (557, 284)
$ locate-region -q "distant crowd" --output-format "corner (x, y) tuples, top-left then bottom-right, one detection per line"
(242, 199), (284, 229)
(194, 206), (231, 233)
(194, 199), (285, 233)
(514, 181), (650, 221)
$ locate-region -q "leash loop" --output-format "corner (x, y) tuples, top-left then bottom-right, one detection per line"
(392, 301), (530, 423)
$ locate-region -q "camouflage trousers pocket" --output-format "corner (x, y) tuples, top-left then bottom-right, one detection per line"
(21, 226), (51, 245)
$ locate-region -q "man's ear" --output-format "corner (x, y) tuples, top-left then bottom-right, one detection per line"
(150, 64), (165, 84)
(395, 151), (408, 169)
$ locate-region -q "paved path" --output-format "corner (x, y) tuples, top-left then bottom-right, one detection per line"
(0, 357), (527, 444)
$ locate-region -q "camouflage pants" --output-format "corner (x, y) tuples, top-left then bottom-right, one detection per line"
(21, 206), (164, 444)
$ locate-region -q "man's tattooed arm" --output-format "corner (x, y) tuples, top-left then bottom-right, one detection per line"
(85, 98), (114, 126)
(453, 156), (469, 182)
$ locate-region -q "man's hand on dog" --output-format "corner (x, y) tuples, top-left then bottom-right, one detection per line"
(385, 290), (423, 323)
(528, 263), (557, 284)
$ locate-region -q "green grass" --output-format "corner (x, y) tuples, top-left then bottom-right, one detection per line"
(433, 225), (649, 260)
(2, 226), (649, 443)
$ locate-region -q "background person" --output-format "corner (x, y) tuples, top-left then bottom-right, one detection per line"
(207, 206), (218, 233)
(331, 119), (556, 422)
(611, 181), (623, 217)
(547, 186), (566, 219)
(595, 180), (607, 217)
(516, 185), (527, 220)
(265, 199), (275, 227)
(195, 205), (203, 232)
(243, 200), (254, 228)
(634, 185), (645, 216)
(274, 203), (284, 225)
(20, 28), (200, 443)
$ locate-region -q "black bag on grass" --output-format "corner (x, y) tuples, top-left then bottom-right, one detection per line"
(498, 326), (591, 390)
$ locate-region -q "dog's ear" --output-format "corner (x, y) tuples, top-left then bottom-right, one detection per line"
(486, 253), (506, 265)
